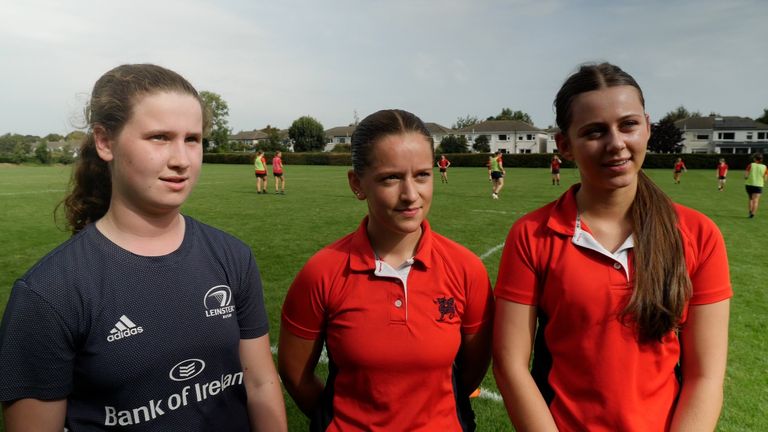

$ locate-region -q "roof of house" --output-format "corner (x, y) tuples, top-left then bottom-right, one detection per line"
(424, 122), (453, 134)
(231, 130), (268, 140)
(457, 120), (543, 133)
(325, 126), (356, 137)
(675, 116), (768, 130)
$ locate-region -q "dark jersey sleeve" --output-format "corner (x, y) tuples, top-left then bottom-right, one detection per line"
(0, 280), (76, 401)
(234, 252), (269, 339)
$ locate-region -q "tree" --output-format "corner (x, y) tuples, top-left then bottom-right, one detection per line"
(289, 116), (325, 152)
(472, 134), (490, 153)
(200, 91), (231, 151)
(492, 108), (533, 124)
(34, 142), (51, 164)
(648, 118), (684, 153)
(44, 133), (64, 142)
(452, 115), (479, 130)
(65, 130), (86, 142)
(661, 105), (702, 123)
(257, 125), (287, 152)
(755, 108), (768, 124)
(437, 135), (468, 153)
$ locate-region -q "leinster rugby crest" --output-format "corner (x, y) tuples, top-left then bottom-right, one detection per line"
(434, 296), (456, 322)
(204, 285), (235, 319)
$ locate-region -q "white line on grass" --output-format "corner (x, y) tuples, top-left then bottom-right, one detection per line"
(0, 189), (65, 196)
(479, 243), (505, 260)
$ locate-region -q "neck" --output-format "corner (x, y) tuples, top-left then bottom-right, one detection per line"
(96, 200), (185, 256)
(575, 182), (636, 252)
(367, 222), (423, 268)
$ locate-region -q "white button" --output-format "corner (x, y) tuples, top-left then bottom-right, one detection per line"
(613, 262), (622, 270)
(394, 299), (403, 308)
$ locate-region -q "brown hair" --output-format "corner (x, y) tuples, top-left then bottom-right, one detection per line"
(351, 109), (433, 175)
(555, 62), (691, 342)
(60, 64), (209, 234)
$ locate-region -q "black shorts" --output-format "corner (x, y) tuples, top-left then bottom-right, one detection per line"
(674, 170), (682, 174)
(718, 176), (726, 180)
(551, 169), (560, 175)
(439, 168), (447, 173)
(273, 173), (283, 177)
(255, 172), (266, 179)
(491, 171), (504, 180)
(746, 185), (763, 195)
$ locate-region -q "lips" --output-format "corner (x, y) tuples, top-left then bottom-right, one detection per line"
(397, 207), (421, 217)
(160, 176), (187, 183)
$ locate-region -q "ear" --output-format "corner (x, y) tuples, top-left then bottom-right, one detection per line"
(645, 113), (651, 135)
(555, 132), (574, 161)
(347, 170), (366, 200)
(93, 125), (115, 162)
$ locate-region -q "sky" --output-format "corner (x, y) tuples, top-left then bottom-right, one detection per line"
(1, 0), (767, 136)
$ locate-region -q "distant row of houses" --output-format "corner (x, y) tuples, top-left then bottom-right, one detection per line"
(221, 114), (768, 155)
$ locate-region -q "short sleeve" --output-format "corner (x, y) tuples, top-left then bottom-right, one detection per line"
(686, 216), (733, 305)
(0, 280), (76, 401)
(236, 253), (270, 339)
(494, 220), (540, 305)
(281, 258), (328, 340)
(460, 257), (493, 335)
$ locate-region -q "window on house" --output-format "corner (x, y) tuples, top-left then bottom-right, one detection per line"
(758, 132), (767, 140)
(735, 148), (749, 154)
(696, 134), (709, 140)
(717, 132), (735, 140)
(498, 134), (507, 141)
(338, 137), (346, 144)
(519, 149), (531, 154)
(499, 148), (508, 153)
(720, 147), (734, 154)
(746, 133), (753, 140)
(526, 134), (534, 140)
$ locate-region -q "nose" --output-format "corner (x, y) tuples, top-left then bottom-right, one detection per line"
(400, 176), (419, 203)
(605, 129), (627, 152)
(168, 138), (191, 171)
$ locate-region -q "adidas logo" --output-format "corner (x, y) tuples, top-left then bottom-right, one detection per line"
(107, 315), (144, 342)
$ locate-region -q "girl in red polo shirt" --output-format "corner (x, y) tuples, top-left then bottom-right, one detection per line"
(674, 157), (687, 184)
(493, 63), (732, 432)
(279, 109), (493, 431)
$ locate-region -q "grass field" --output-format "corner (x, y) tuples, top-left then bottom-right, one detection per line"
(0, 163), (765, 431)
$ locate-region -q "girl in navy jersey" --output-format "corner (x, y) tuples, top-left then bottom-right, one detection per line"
(279, 109), (493, 431)
(493, 63), (731, 431)
(0, 64), (287, 431)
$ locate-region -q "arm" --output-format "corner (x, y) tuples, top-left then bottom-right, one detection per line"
(670, 300), (730, 432)
(277, 327), (325, 417)
(239, 335), (287, 431)
(456, 321), (492, 395)
(493, 300), (558, 431)
(3, 399), (66, 432)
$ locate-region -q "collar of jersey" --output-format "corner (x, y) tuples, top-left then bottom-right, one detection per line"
(348, 216), (433, 271)
(546, 184), (581, 236)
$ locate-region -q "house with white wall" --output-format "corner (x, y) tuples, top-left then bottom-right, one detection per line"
(458, 120), (548, 153)
(675, 116), (768, 154)
(230, 130), (268, 149)
(324, 126), (356, 151)
(424, 122), (454, 150)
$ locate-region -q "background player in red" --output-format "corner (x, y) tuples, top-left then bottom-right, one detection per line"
(493, 63), (731, 432)
(673, 157), (687, 184)
(437, 154), (451, 183)
(550, 155), (562, 185)
(272, 150), (285, 194)
(716, 158), (728, 191)
(278, 109), (493, 431)
(0, 64), (287, 431)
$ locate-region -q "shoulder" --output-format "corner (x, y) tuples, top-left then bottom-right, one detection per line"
(298, 232), (355, 276)
(673, 204), (724, 250)
(186, 217), (253, 259)
(431, 232), (484, 268)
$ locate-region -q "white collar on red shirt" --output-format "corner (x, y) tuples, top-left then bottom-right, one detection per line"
(573, 213), (634, 280)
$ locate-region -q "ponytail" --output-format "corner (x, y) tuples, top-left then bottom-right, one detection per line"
(625, 171), (691, 342)
(59, 134), (111, 234)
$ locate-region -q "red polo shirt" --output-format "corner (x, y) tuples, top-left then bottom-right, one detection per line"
(495, 184), (732, 432)
(282, 218), (493, 431)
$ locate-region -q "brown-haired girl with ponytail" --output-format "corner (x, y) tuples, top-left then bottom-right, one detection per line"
(0, 64), (287, 431)
(492, 62), (731, 431)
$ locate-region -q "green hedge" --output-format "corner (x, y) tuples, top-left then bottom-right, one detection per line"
(203, 152), (757, 170)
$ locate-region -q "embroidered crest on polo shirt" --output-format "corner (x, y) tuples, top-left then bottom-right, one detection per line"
(434, 296), (456, 321)
(106, 315), (144, 342)
(204, 285), (235, 319)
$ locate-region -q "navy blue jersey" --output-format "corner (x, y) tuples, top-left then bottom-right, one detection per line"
(0, 216), (269, 431)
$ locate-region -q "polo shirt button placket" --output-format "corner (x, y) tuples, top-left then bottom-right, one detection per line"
(613, 262), (622, 270)
(394, 299), (403, 308)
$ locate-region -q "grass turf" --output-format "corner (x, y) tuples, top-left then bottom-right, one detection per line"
(0, 163), (764, 431)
